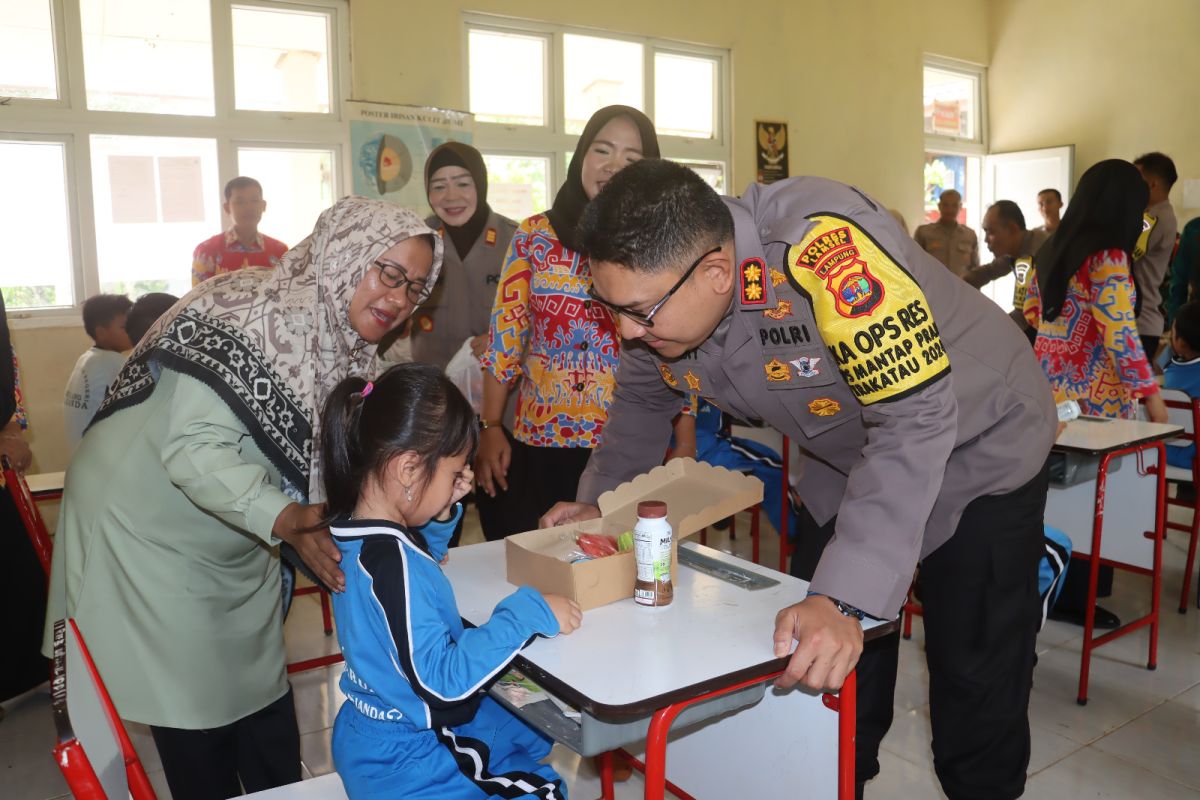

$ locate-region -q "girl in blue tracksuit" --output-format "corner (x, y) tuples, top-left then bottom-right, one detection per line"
(318, 363), (581, 800)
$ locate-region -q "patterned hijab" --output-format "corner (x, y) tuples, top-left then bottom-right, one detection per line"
(92, 197), (443, 502)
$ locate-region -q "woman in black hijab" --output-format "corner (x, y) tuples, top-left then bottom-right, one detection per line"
(409, 142), (518, 370)
(1025, 159), (1167, 628)
(474, 106), (660, 540)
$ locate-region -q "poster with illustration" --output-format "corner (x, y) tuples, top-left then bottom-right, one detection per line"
(347, 102), (474, 214)
(755, 120), (789, 184)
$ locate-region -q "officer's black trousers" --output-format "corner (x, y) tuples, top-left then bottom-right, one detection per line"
(792, 464), (1048, 800)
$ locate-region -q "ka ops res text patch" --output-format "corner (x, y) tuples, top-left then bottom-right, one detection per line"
(785, 213), (950, 405)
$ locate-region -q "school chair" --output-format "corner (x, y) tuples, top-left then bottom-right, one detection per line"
(50, 617), (158, 800)
(1150, 389), (1200, 612)
(3, 455), (53, 582)
(285, 581), (343, 675)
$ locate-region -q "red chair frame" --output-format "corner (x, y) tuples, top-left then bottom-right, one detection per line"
(3, 456), (53, 582)
(51, 618), (157, 800)
(1156, 390), (1200, 612)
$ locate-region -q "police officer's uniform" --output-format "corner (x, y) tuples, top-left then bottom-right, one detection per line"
(411, 210), (518, 369)
(965, 227), (1051, 339)
(1131, 199), (1179, 347)
(578, 177), (1056, 798)
(914, 219), (980, 277)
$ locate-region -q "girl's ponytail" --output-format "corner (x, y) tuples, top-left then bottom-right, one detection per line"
(320, 375), (369, 520)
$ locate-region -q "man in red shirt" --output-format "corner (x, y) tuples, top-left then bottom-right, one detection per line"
(192, 177), (289, 286)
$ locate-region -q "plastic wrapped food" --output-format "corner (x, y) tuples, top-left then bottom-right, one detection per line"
(575, 533), (619, 559)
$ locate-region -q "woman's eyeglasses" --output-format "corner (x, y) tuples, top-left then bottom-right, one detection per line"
(373, 261), (433, 305)
(587, 245), (721, 328)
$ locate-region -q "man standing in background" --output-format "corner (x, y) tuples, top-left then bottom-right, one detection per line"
(914, 189), (979, 277)
(1131, 152), (1179, 359)
(1035, 188), (1063, 236)
(192, 177), (288, 286)
(966, 200), (1049, 341)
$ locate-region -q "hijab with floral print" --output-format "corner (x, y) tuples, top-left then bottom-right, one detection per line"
(92, 197), (443, 502)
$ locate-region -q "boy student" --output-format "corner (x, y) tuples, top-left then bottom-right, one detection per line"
(64, 294), (133, 450)
(191, 177), (288, 286)
(1164, 301), (1200, 470)
(124, 292), (179, 348)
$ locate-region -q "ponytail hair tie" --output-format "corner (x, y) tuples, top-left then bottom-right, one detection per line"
(361, 380), (375, 398)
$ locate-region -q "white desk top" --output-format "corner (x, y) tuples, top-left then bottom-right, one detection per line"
(1053, 417), (1182, 455)
(26, 471), (65, 495)
(443, 540), (891, 719)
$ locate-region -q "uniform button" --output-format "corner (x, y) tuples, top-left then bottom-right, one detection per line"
(574, 383), (585, 391)
(580, 342), (589, 351)
(583, 299), (592, 309)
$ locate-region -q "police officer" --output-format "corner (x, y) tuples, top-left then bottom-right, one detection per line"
(541, 160), (1056, 800)
(914, 189), (980, 277)
(967, 199), (1051, 341)
(411, 142), (517, 369)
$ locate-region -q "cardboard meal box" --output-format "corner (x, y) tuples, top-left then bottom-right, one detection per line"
(505, 459), (764, 610)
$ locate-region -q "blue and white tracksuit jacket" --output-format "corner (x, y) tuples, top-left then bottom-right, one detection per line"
(329, 508), (566, 800)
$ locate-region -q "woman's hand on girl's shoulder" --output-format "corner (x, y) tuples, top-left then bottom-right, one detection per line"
(544, 594), (582, 635)
(273, 502), (346, 592)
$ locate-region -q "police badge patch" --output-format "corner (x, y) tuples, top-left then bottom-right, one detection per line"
(791, 356), (821, 377)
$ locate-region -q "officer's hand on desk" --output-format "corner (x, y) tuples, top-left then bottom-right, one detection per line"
(539, 502), (601, 528)
(772, 596), (864, 692)
(474, 428), (512, 496)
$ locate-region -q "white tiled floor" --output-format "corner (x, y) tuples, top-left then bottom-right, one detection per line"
(5, 504), (1200, 799)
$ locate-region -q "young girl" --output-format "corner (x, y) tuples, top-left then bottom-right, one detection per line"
(322, 363), (581, 799)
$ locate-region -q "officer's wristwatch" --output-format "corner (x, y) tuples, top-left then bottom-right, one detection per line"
(831, 598), (866, 621)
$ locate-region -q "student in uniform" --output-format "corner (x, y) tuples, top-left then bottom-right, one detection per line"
(323, 364), (579, 799)
(543, 159), (1057, 800)
(412, 143), (518, 370)
(474, 106), (660, 540)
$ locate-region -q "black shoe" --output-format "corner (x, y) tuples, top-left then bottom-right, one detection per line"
(1048, 605), (1121, 629)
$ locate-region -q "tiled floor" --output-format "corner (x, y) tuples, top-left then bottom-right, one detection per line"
(5, 504), (1200, 799)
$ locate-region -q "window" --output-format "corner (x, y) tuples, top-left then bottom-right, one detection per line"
(0, 0), (59, 100)
(0, 138), (75, 309)
(1, 0), (349, 319)
(466, 15), (730, 221)
(922, 57), (986, 233)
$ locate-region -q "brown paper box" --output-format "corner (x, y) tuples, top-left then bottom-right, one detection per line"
(504, 459), (764, 610)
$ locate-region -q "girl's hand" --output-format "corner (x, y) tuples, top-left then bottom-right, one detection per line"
(1144, 392), (1169, 424)
(436, 466), (475, 521)
(544, 594), (582, 635)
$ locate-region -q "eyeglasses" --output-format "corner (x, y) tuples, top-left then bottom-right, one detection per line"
(373, 261), (433, 305)
(587, 245), (721, 328)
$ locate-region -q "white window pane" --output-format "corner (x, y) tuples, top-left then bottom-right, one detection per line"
(923, 67), (975, 139)
(655, 54), (715, 139)
(236, 147), (335, 248)
(675, 159), (725, 193)
(482, 154), (550, 222)
(0, 141), (73, 309)
(0, 0), (57, 99)
(233, 6), (331, 114)
(563, 34), (642, 135)
(81, 0), (214, 115)
(469, 29), (545, 127)
(91, 135), (220, 298)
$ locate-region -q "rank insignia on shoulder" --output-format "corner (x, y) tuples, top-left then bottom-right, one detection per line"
(684, 370), (702, 392)
(791, 356), (820, 377)
(740, 257), (767, 305)
(485, 227), (497, 247)
(659, 363), (679, 388)
(808, 397), (840, 417)
(418, 315), (434, 332)
(763, 299), (793, 320)
(769, 267), (788, 287)
(764, 358), (791, 383)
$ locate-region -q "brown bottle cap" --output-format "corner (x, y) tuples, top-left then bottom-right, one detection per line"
(637, 500), (668, 519)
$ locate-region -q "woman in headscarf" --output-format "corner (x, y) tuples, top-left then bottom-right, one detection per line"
(42, 198), (442, 799)
(1024, 159), (1167, 630)
(474, 105), (659, 540)
(410, 142), (517, 369)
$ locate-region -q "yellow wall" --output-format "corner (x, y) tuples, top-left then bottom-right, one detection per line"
(15, 0), (990, 473)
(989, 0), (1200, 219)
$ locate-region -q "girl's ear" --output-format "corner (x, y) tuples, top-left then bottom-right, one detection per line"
(386, 451), (423, 489)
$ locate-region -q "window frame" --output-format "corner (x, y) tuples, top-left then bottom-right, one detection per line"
(2, 0), (350, 327)
(923, 55), (988, 155)
(462, 13), (731, 202)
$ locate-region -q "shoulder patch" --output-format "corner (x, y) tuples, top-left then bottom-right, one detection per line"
(1132, 212), (1157, 262)
(1012, 256), (1034, 309)
(786, 214), (949, 405)
(740, 258), (767, 305)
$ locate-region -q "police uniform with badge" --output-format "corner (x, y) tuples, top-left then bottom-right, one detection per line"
(965, 227), (1051, 340)
(410, 210), (517, 370)
(578, 175), (1057, 799)
(1131, 199), (1179, 356)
